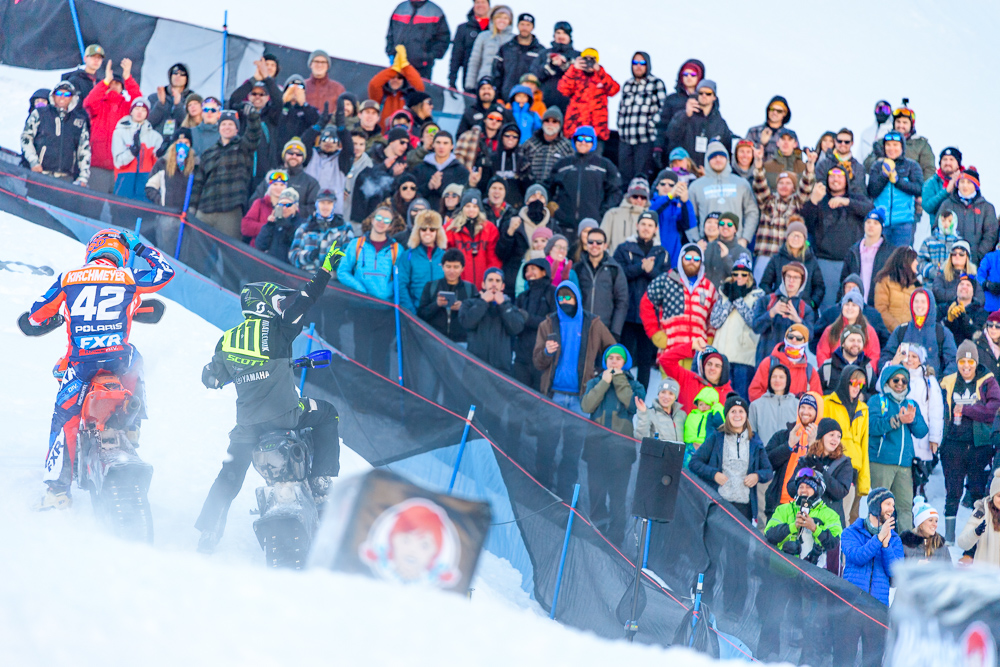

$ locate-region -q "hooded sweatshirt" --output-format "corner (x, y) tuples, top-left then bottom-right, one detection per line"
(744, 95), (794, 162)
(688, 140), (761, 243)
(641, 242), (717, 350)
(748, 361), (799, 448)
(880, 287), (958, 378)
(552, 280), (585, 394)
(683, 385), (724, 447)
(617, 51), (667, 146)
(658, 344), (734, 414)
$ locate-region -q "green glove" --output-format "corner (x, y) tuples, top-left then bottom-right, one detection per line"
(321, 240), (347, 272)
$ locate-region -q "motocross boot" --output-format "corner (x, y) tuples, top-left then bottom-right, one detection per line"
(36, 487), (72, 511)
(309, 476), (334, 515)
(197, 530), (221, 554)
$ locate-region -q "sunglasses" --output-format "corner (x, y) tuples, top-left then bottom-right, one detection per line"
(400, 184), (417, 191)
(202, 107), (220, 113)
(248, 92), (267, 98)
(683, 254), (702, 262)
(697, 91), (715, 97)
(444, 193), (460, 199)
(557, 294), (574, 302)
(681, 70), (699, 77)
(632, 58), (647, 66)
(419, 227), (436, 232)
(889, 377), (909, 385)
(486, 115), (503, 122)
(732, 270), (750, 278)
(277, 202), (295, 208)
(719, 221), (736, 228)
(543, 118), (560, 124)
(988, 322), (1000, 329)
(574, 136), (595, 144)
(373, 215), (392, 224)
(786, 334), (805, 343)
(53, 90), (72, 98)
(170, 67), (186, 75)
(587, 238), (606, 245)
(630, 194), (648, 200)
(835, 138), (853, 144)
(951, 250), (967, 256)
(503, 133), (519, 140)
(768, 106), (785, 113)
(285, 151), (304, 158)
(658, 181), (674, 188)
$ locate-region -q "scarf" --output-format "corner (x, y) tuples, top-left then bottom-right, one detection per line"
(834, 153), (854, 181)
(864, 517), (880, 536)
(784, 340), (808, 363)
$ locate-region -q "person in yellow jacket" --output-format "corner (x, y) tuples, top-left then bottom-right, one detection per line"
(823, 364), (870, 524)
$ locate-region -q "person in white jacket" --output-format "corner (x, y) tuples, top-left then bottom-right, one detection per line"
(633, 376), (686, 442)
(111, 98), (163, 200)
(858, 99), (893, 168)
(901, 343), (944, 498)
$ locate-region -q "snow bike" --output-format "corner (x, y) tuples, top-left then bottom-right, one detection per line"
(250, 349), (333, 569)
(18, 299), (165, 542)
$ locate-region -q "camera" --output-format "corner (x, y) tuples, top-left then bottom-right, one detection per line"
(582, 56), (596, 69)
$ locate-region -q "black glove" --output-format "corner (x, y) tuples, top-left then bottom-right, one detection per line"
(130, 129), (142, 156)
(976, 520), (987, 536)
(781, 539), (800, 556)
(984, 280), (1000, 296)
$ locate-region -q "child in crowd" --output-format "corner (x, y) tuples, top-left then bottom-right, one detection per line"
(683, 386), (723, 467)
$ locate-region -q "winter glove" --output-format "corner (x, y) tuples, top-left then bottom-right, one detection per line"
(880, 158), (895, 178)
(781, 539), (800, 556)
(130, 129), (142, 157)
(976, 520), (987, 536)
(321, 240), (347, 273)
(984, 280), (1000, 296)
(948, 302), (965, 322)
(317, 102), (332, 129)
(119, 230), (146, 256)
(392, 45), (409, 73)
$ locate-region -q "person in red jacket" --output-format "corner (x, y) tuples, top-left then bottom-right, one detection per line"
(304, 50), (346, 112)
(659, 343), (734, 413)
(640, 242), (717, 355)
(370, 45), (426, 128)
(83, 57), (141, 194)
(748, 323), (822, 400)
(557, 48), (620, 146)
(446, 188), (501, 287)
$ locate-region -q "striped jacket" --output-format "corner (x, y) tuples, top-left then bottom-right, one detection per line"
(752, 166), (814, 258)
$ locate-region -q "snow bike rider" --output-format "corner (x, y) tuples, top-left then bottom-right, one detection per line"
(195, 243), (346, 554)
(26, 228), (175, 509)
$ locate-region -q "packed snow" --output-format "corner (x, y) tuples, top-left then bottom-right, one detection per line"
(0, 212), (762, 666)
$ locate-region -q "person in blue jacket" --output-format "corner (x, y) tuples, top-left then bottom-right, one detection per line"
(648, 168), (697, 269)
(922, 146), (963, 218)
(508, 85), (541, 144)
(336, 203), (401, 300)
(868, 364), (929, 532)
(841, 486), (903, 606)
(396, 209), (446, 313)
(979, 240), (1000, 312)
(866, 130), (924, 248)
(689, 394), (774, 522)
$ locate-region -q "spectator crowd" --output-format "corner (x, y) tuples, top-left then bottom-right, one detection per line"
(19, 0), (1000, 627)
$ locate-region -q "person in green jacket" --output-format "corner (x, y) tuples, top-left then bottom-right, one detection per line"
(764, 467), (843, 564)
(682, 385), (724, 467)
(863, 107), (935, 182)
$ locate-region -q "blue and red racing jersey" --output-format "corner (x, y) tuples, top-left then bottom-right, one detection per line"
(29, 247), (174, 361)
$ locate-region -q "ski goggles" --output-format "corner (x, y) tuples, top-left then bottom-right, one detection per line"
(53, 90), (73, 98)
(893, 108), (915, 121)
(875, 103), (892, 115)
(266, 170), (289, 184)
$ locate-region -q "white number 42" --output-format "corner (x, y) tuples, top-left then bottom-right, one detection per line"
(70, 285), (126, 321)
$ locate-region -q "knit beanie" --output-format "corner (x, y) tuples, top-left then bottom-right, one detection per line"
(542, 106), (563, 123)
(460, 188), (482, 209)
(841, 324), (866, 345)
(798, 393), (818, 411)
(531, 227), (553, 243)
(525, 183), (549, 203)
(282, 137), (306, 158)
(602, 344), (629, 369)
(723, 393), (748, 418)
(957, 339), (979, 365)
(867, 487), (894, 518)
(815, 417), (842, 441)
(786, 220), (807, 240)
(911, 496), (939, 530)
(991, 469), (1000, 498)
(940, 146), (962, 167)
(659, 376), (681, 397)
(545, 234), (568, 256)
(578, 217), (599, 234)
(841, 289), (865, 310)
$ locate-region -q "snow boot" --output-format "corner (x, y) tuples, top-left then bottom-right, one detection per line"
(36, 489), (72, 511)
(946, 516), (956, 544)
(197, 530), (221, 554)
(309, 476), (334, 514)
(962, 490), (976, 510)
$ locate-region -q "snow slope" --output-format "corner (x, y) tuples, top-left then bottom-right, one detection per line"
(0, 212), (755, 666)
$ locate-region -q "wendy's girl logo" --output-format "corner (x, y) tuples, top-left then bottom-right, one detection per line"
(359, 498), (462, 587)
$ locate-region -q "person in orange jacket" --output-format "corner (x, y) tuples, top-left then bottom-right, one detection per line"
(369, 45), (426, 128)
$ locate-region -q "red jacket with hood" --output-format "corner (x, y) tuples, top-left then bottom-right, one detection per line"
(659, 343), (734, 413)
(748, 342), (821, 401)
(83, 77), (142, 171)
(557, 65), (620, 141)
(640, 242), (717, 350)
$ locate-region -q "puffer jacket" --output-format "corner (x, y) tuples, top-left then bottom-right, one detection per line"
(492, 35), (544, 100)
(867, 139), (924, 227)
(752, 166), (815, 260)
(841, 518), (903, 605)
(688, 144), (760, 244)
(634, 399), (687, 442)
(613, 236), (668, 324)
(709, 284), (763, 366)
(397, 244), (446, 314)
(445, 213), (501, 287)
(864, 133), (936, 182)
(83, 78), (142, 171)
(336, 234), (401, 300)
(557, 65), (620, 141)
(385, 0), (451, 73)
(111, 115), (162, 173)
(937, 191), (999, 265)
(465, 24), (514, 91)
(872, 277), (916, 332)
(764, 497), (843, 561)
(617, 51), (667, 146)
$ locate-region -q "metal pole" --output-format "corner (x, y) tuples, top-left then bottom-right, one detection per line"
(626, 518), (649, 642)
(220, 11), (228, 101)
(689, 573), (705, 647)
(129, 218), (142, 270)
(298, 322), (316, 393)
(67, 0), (86, 63)
(447, 405), (477, 492)
(175, 174), (194, 258)
(642, 522), (652, 569)
(549, 483), (581, 621)
(393, 265), (403, 386)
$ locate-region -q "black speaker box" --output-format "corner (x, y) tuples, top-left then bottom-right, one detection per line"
(632, 438), (685, 522)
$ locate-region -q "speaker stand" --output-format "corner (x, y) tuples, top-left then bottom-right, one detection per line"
(624, 517), (649, 643)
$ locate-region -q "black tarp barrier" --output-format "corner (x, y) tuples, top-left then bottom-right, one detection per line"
(0, 156), (890, 664)
(0, 0), (471, 127)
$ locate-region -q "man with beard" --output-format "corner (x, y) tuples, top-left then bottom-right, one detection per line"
(519, 107), (573, 184)
(819, 324), (876, 392)
(923, 146), (963, 217)
(457, 76), (511, 137)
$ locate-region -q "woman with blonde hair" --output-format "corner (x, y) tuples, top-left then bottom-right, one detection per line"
(397, 210), (447, 313)
(932, 239), (984, 305)
(464, 6), (514, 91)
(958, 470), (1000, 566)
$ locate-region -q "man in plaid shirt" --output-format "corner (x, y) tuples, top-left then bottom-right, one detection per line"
(616, 51), (667, 185)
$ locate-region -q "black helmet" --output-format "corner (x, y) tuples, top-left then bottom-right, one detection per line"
(240, 282), (296, 319)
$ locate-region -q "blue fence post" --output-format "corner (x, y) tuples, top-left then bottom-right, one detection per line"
(128, 218), (142, 269)
(298, 322), (316, 393)
(689, 573), (705, 647)
(220, 11), (228, 101)
(550, 483), (581, 621)
(447, 405), (477, 492)
(67, 0), (86, 63)
(174, 174), (194, 258)
(642, 523), (652, 569)
(393, 266), (403, 386)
